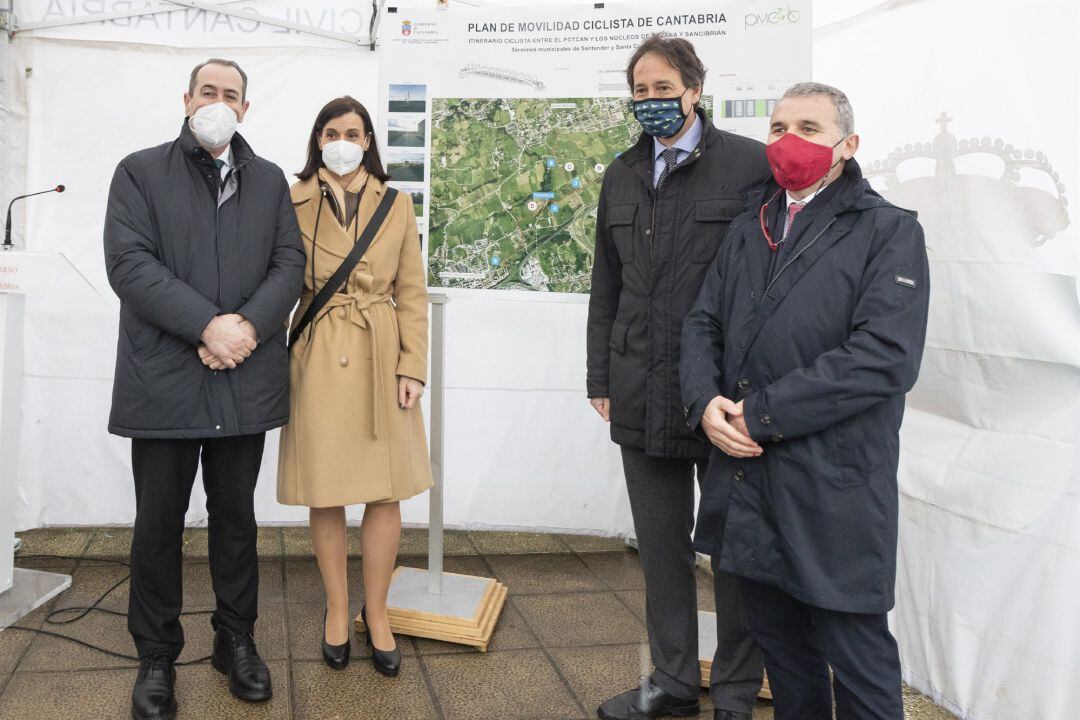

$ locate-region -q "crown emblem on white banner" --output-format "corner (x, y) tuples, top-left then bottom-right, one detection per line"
(865, 113), (1070, 246)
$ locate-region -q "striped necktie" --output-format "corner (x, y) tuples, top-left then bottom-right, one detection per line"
(656, 147), (680, 191)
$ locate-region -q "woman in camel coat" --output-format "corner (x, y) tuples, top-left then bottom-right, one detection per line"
(278, 96), (431, 675)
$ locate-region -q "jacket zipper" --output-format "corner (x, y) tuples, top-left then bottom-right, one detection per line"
(647, 146), (701, 245)
(229, 158), (251, 434)
(650, 201), (656, 246)
(213, 156), (247, 435)
(764, 218), (837, 296)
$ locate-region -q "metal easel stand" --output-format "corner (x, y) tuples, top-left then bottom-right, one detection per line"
(355, 293), (507, 651)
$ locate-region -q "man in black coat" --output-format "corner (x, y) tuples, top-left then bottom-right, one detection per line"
(103, 59), (304, 720)
(680, 83), (931, 720)
(587, 35), (770, 720)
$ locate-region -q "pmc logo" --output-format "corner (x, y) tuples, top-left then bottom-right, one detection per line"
(744, 5), (801, 29)
(401, 20), (412, 36)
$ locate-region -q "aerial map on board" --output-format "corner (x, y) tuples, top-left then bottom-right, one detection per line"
(429, 97), (710, 293)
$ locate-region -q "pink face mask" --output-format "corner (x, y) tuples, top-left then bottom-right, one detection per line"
(765, 132), (845, 191)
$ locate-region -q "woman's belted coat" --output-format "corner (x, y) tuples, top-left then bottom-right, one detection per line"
(277, 169), (432, 507)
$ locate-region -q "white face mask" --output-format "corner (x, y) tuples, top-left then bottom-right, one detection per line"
(322, 140), (364, 176)
(189, 102), (239, 150)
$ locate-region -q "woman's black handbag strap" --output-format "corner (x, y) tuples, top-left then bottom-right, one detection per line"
(288, 187), (398, 350)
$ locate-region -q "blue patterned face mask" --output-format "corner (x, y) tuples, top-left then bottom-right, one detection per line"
(632, 91), (689, 138)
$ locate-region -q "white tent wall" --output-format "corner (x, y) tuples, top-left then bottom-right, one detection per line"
(810, 2), (1080, 719)
(3, 1), (1080, 719)
(9, 38), (390, 530)
(3, 0), (632, 536)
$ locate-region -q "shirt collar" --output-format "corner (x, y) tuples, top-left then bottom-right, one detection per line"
(653, 108), (704, 160)
(786, 180), (825, 208)
(215, 144), (233, 169)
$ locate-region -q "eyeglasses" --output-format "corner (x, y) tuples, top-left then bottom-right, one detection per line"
(759, 188), (784, 252)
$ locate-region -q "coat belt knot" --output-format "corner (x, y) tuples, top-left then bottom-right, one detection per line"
(318, 290), (393, 439)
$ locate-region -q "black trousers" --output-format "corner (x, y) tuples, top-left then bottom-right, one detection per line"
(621, 446), (764, 713)
(128, 434), (266, 660)
(740, 579), (903, 720)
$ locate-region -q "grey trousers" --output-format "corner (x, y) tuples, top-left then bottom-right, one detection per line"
(621, 445), (764, 713)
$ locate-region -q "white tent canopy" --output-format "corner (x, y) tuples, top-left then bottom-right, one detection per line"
(2, 1), (1078, 718)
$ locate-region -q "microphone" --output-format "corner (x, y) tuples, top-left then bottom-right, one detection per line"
(4, 185), (65, 249)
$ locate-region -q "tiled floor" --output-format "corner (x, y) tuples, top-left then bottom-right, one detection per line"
(0, 528), (955, 719)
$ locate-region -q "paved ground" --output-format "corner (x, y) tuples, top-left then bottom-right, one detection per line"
(0, 528), (955, 719)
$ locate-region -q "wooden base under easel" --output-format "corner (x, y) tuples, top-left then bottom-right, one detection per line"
(698, 611), (773, 701)
(355, 566), (508, 652)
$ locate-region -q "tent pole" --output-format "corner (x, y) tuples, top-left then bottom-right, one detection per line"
(10, 0), (378, 47)
(369, 0), (386, 51)
(9, 0), (246, 34)
(0, 0), (12, 35)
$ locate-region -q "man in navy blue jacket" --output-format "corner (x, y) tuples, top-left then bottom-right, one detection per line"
(680, 83), (930, 720)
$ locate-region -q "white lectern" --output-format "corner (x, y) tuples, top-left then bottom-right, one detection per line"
(0, 250), (96, 627)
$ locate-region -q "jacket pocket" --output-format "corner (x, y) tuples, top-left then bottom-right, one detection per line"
(609, 320), (629, 354)
(122, 310), (165, 359)
(607, 319), (644, 429)
(829, 422), (870, 489)
(693, 198), (743, 263)
(606, 202), (638, 263)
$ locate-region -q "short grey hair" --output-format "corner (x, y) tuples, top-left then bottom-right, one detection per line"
(781, 82), (854, 136)
(189, 58), (248, 101)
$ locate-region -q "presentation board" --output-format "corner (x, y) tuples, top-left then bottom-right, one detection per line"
(376, 1), (811, 294)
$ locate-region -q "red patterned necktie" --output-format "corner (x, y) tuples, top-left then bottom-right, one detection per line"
(783, 200), (806, 240)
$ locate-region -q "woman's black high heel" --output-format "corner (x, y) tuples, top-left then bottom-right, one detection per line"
(321, 609), (351, 670)
(361, 605), (401, 677)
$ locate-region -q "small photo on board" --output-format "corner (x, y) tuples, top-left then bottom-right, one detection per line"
(392, 183), (426, 217)
(387, 150), (426, 183)
(408, 189), (425, 216)
(389, 84), (427, 113)
(388, 114), (427, 148)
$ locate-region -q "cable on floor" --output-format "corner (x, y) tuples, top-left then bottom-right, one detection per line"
(7, 554), (214, 665)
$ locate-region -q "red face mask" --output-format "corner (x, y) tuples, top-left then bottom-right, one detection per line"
(765, 132), (844, 191)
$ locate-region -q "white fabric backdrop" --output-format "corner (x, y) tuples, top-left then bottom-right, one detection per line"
(811, 2), (1080, 719)
(3, 0), (634, 536)
(2, 2), (1079, 718)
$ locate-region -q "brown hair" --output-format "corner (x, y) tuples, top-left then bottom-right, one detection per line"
(188, 58), (248, 101)
(296, 96), (389, 183)
(625, 34), (706, 91)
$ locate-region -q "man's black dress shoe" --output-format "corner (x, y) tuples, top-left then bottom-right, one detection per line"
(322, 609), (351, 670)
(361, 605), (401, 677)
(131, 655), (177, 720)
(713, 709), (752, 720)
(211, 630), (273, 701)
(597, 677), (700, 720)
